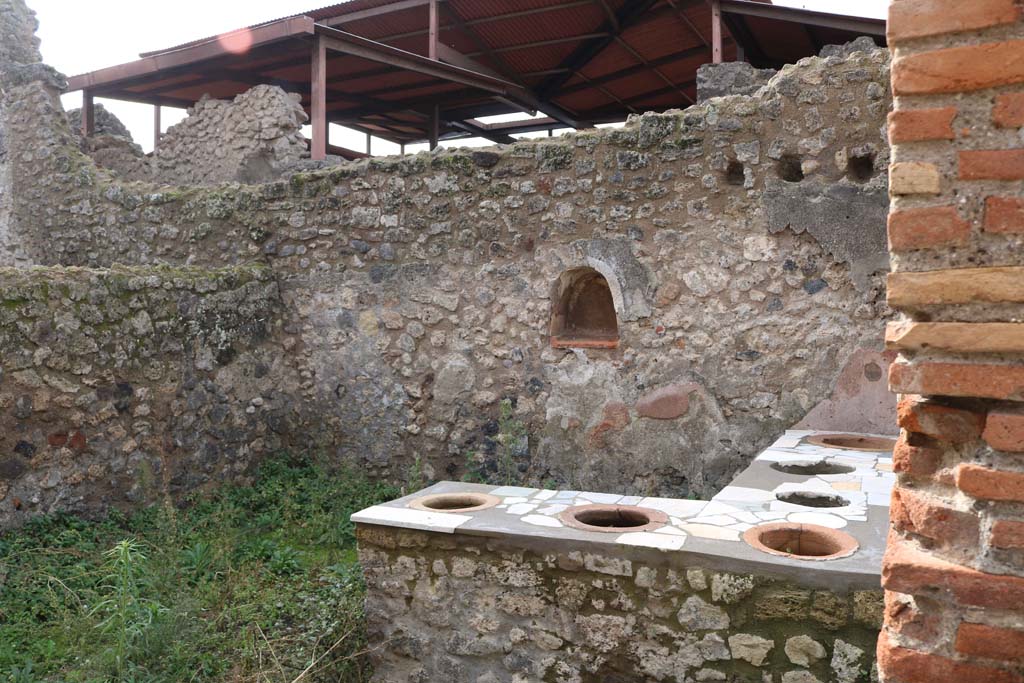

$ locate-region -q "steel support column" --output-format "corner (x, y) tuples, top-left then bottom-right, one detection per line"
(82, 90), (95, 137)
(311, 36), (328, 161)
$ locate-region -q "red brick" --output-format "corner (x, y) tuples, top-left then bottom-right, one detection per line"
(961, 150), (1024, 180)
(888, 0), (1020, 43)
(882, 536), (1024, 609)
(884, 591), (943, 643)
(956, 622), (1024, 663)
(890, 488), (978, 544)
(893, 41), (1024, 96)
(892, 432), (944, 477)
(991, 519), (1024, 549)
(897, 395), (985, 443)
(888, 108), (958, 143)
(993, 92), (1024, 128)
(47, 432), (68, 448)
(878, 632), (1024, 683)
(888, 206), (971, 250)
(984, 196), (1024, 234)
(983, 408), (1024, 451)
(68, 431), (86, 451)
(890, 360), (1024, 402)
(956, 464), (1024, 502)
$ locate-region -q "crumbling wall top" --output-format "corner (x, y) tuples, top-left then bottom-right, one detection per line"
(0, 0), (41, 68)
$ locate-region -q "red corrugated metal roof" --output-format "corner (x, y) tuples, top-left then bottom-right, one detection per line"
(70, 0), (885, 146)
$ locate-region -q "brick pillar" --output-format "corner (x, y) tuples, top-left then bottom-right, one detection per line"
(880, 1), (1024, 680)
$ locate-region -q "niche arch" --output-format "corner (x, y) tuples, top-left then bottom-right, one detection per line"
(550, 267), (620, 349)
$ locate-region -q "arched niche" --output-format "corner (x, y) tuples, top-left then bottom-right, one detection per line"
(550, 267), (620, 349)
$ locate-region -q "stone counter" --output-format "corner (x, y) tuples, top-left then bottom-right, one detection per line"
(353, 431), (893, 682)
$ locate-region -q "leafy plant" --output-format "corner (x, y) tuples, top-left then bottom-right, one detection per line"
(89, 539), (167, 679)
(7, 659), (35, 683)
(0, 453), (398, 683)
(460, 449), (487, 484)
(405, 454), (426, 494)
(495, 398), (528, 485)
(181, 541), (216, 582)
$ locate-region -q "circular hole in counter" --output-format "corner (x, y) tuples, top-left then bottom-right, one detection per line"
(408, 492), (501, 513)
(770, 460), (856, 476)
(775, 491), (850, 508)
(559, 504), (668, 533)
(804, 434), (897, 452)
(743, 522), (858, 560)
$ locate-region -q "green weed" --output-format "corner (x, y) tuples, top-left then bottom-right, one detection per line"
(0, 453), (399, 683)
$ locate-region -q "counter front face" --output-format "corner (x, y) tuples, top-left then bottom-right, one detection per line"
(352, 431), (892, 682)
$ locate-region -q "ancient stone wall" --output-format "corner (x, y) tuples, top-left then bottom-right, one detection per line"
(0, 5), (896, 523)
(66, 86), (310, 185)
(0, 0), (43, 267)
(880, 0), (1024, 678)
(152, 86), (309, 185)
(358, 524), (883, 683)
(0, 264), (292, 527)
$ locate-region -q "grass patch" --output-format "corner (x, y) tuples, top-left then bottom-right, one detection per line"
(0, 453), (399, 683)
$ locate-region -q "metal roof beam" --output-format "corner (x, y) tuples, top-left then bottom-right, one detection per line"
(557, 44), (707, 96)
(438, 3), (587, 129)
(362, 0), (597, 42)
(314, 24), (519, 96)
(719, 11), (772, 68)
(446, 119), (516, 145)
(323, 0), (432, 27)
(718, 0), (886, 37)
(536, 0), (663, 99)
(67, 16), (316, 92)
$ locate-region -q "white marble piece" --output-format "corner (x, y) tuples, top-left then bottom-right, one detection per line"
(502, 496), (530, 504)
(731, 510), (762, 524)
(787, 511), (848, 529)
(655, 526), (688, 536)
(756, 449), (817, 463)
(538, 504), (568, 515)
(699, 501), (747, 516)
(351, 505), (470, 533)
(773, 433), (805, 448)
(577, 492), (623, 505)
(522, 514), (563, 528)
(861, 475), (896, 494)
(491, 486), (539, 497)
(769, 500), (816, 513)
(619, 495), (644, 506)
(639, 497), (708, 518)
(617, 532), (686, 550)
(868, 492), (891, 506)
(680, 523), (741, 541)
(834, 456), (876, 468)
(774, 479), (835, 494)
(818, 473), (861, 483)
(554, 490), (580, 499)
(533, 489), (558, 501)
(756, 511), (788, 520)
(507, 503), (536, 515)
(689, 514), (737, 527)
(728, 523), (754, 531)
(713, 486), (775, 504)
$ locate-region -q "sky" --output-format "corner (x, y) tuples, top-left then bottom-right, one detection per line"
(31, 0), (888, 155)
